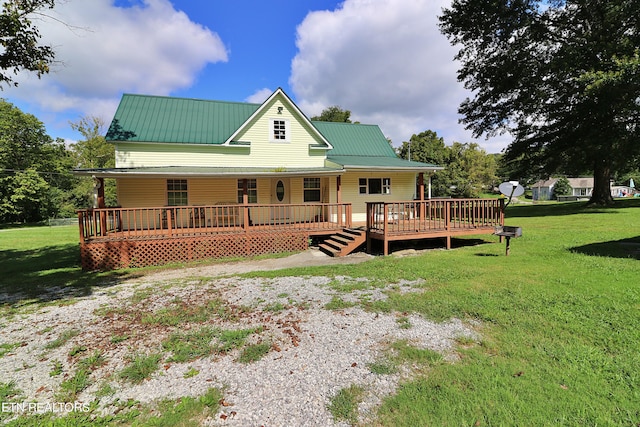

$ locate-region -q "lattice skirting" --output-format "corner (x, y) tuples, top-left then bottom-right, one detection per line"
(80, 232), (310, 271)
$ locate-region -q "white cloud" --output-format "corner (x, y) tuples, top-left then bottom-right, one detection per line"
(5, 0), (227, 123)
(291, 0), (511, 153)
(245, 88), (273, 104)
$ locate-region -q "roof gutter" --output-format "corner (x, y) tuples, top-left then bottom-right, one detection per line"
(72, 168), (345, 179)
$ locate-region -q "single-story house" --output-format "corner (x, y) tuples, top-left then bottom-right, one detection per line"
(75, 88), (503, 270)
(531, 177), (596, 201)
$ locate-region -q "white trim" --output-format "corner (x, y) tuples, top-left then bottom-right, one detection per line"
(222, 88), (334, 150)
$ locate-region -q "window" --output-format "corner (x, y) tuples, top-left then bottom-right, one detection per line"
(167, 179), (188, 206)
(304, 178), (321, 202)
(358, 178), (391, 195)
(359, 178), (367, 194)
(237, 179), (257, 203)
(270, 119), (289, 142)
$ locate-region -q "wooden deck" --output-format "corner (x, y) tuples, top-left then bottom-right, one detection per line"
(78, 203), (352, 241)
(77, 199), (504, 270)
(366, 199), (504, 255)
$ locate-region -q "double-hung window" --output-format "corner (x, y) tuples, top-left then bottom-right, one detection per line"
(237, 179), (257, 203)
(167, 179), (188, 206)
(304, 178), (321, 202)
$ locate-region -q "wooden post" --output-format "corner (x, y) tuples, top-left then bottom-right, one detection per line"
(445, 200), (451, 250)
(418, 172), (425, 220)
(383, 203), (389, 255)
(97, 178), (105, 208)
(242, 179), (249, 231)
(366, 203), (372, 254)
(336, 176), (343, 226)
(167, 209), (173, 236)
(96, 177), (107, 236)
(78, 211), (85, 241)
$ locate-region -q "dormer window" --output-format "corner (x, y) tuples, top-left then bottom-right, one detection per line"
(270, 119), (289, 142)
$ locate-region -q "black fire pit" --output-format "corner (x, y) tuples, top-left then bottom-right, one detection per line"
(494, 226), (522, 256)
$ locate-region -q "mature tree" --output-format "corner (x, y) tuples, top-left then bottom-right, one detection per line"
(397, 130), (448, 165)
(440, 0), (640, 205)
(311, 106), (352, 123)
(398, 130), (498, 197)
(443, 142), (498, 198)
(0, 99), (68, 222)
(5, 168), (54, 221)
(0, 0), (56, 87)
(69, 116), (117, 207)
(553, 176), (572, 198)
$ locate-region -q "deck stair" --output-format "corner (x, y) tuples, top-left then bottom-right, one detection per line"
(319, 228), (366, 257)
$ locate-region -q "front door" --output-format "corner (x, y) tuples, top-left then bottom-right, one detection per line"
(270, 178), (290, 222)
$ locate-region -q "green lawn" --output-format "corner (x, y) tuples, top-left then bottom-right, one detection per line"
(1, 200), (639, 425)
(246, 199), (640, 426)
(0, 226), (134, 305)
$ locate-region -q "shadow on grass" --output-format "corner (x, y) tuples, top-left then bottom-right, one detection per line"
(0, 244), (139, 306)
(571, 236), (640, 260)
(506, 198), (640, 218)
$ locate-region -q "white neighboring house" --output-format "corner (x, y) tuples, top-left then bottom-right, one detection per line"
(611, 185), (636, 198)
(531, 177), (595, 201)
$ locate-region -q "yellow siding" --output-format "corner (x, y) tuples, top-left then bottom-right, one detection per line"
(340, 172), (417, 222)
(189, 178), (237, 204)
(233, 99), (327, 168)
(117, 178), (166, 207)
(115, 95), (328, 169)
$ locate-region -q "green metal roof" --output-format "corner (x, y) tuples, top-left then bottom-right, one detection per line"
(327, 156), (441, 170)
(104, 93), (441, 171)
(314, 121), (440, 169)
(106, 94), (260, 144)
(312, 121), (397, 157)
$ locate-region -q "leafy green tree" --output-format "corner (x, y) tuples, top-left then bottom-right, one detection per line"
(69, 116), (117, 207)
(397, 130), (448, 165)
(398, 130), (498, 198)
(0, 99), (70, 222)
(0, 0), (56, 87)
(442, 142), (498, 198)
(439, 0), (640, 205)
(311, 106), (353, 123)
(553, 177), (572, 198)
(6, 168), (53, 222)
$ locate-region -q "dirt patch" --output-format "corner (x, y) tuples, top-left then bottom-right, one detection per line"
(136, 248), (374, 282)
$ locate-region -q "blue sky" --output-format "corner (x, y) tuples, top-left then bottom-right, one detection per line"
(4, 0), (510, 153)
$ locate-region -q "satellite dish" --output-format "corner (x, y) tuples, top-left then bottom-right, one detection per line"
(499, 181), (525, 209)
(499, 181), (525, 198)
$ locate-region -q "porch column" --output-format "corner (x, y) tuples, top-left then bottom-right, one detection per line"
(336, 175), (343, 226)
(242, 178), (249, 230)
(93, 176), (107, 236)
(428, 173), (432, 199)
(97, 178), (106, 208)
(418, 172), (425, 219)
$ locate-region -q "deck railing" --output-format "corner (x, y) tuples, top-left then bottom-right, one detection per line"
(366, 198), (504, 235)
(78, 203), (352, 241)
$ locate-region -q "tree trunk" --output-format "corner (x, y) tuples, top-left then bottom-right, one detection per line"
(589, 159), (614, 206)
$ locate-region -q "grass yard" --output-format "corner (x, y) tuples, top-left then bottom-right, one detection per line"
(0, 225), (135, 304)
(1, 200), (639, 426)
(246, 199), (640, 426)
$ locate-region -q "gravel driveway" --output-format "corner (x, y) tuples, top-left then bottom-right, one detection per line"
(0, 249), (477, 426)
